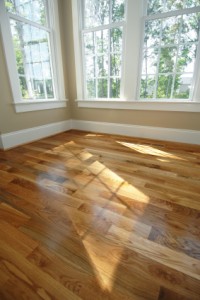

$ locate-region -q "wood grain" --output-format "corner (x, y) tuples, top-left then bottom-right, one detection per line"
(0, 130), (200, 299)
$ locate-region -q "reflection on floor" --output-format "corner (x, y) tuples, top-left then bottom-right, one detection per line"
(0, 130), (200, 299)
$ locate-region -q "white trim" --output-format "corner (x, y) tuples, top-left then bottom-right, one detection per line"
(49, 0), (66, 101)
(72, 0), (84, 99)
(0, 0), (22, 103)
(76, 99), (200, 112)
(0, 120), (72, 150)
(0, 119), (199, 149)
(72, 120), (200, 145)
(14, 99), (68, 113)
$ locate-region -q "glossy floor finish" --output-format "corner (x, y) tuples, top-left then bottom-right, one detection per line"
(0, 130), (200, 300)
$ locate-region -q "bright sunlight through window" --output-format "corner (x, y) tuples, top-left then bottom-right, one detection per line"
(81, 0), (126, 99)
(139, 0), (200, 100)
(5, 0), (55, 100)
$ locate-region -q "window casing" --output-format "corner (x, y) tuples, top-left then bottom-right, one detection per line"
(81, 0), (126, 99)
(0, 0), (66, 112)
(139, 1), (200, 101)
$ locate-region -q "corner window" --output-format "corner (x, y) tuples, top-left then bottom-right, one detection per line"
(139, 0), (200, 100)
(81, 0), (126, 99)
(0, 0), (66, 112)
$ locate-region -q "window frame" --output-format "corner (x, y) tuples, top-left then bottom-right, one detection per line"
(72, 0), (200, 111)
(138, 3), (200, 102)
(0, 0), (67, 112)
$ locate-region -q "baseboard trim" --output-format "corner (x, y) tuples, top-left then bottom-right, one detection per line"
(0, 119), (199, 150)
(72, 120), (200, 145)
(0, 120), (72, 150)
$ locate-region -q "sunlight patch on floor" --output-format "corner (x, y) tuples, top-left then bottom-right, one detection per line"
(82, 237), (124, 292)
(86, 134), (103, 137)
(118, 182), (149, 204)
(62, 157), (151, 293)
(117, 141), (185, 160)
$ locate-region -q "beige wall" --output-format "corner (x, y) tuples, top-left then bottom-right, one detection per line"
(0, 0), (70, 135)
(0, 0), (200, 136)
(62, 0), (200, 131)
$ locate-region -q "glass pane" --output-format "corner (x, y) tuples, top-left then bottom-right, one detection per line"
(84, 32), (95, 56)
(157, 75), (173, 98)
(46, 79), (54, 98)
(86, 79), (96, 98)
(110, 78), (120, 98)
(40, 42), (49, 61)
(10, 19), (54, 99)
(97, 56), (108, 77)
(96, 30), (109, 54)
(140, 75), (155, 99)
(177, 44), (197, 73)
(165, 0), (184, 11)
(97, 79), (108, 97)
(147, 0), (200, 14)
(19, 76), (29, 98)
(181, 13), (200, 44)
(4, 0), (46, 25)
(110, 27), (122, 53)
(33, 79), (45, 99)
(162, 16), (181, 45)
(32, 63), (43, 79)
(13, 43), (25, 74)
(110, 54), (121, 76)
(43, 62), (51, 78)
(185, 0), (200, 8)
(142, 48), (158, 75)
(85, 55), (95, 78)
(144, 20), (161, 48)
(84, 0), (109, 28)
(173, 74), (192, 99)
(112, 0), (125, 22)
(159, 47), (177, 73)
(147, 0), (162, 15)
(30, 44), (40, 63)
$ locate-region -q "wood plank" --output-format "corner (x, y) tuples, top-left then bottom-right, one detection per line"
(0, 241), (81, 300)
(0, 130), (200, 299)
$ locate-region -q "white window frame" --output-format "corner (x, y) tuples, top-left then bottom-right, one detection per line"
(0, 0), (67, 113)
(72, 0), (200, 112)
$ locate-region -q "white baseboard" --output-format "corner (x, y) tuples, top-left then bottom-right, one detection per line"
(0, 120), (72, 150)
(0, 119), (199, 149)
(72, 120), (200, 145)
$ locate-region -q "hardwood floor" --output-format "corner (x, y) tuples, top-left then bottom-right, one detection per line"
(0, 130), (200, 299)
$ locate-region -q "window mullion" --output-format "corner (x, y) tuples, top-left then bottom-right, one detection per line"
(146, 6), (200, 21)
(8, 12), (50, 32)
(83, 21), (125, 33)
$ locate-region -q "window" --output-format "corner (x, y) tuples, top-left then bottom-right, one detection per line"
(0, 0), (66, 112)
(81, 0), (126, 99)
(139, 0), (200, 101)
(72, 0), (200, 110)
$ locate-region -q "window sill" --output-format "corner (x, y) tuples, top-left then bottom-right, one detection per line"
(76, 99), (200, 112)
(13, 99), (68, 113)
